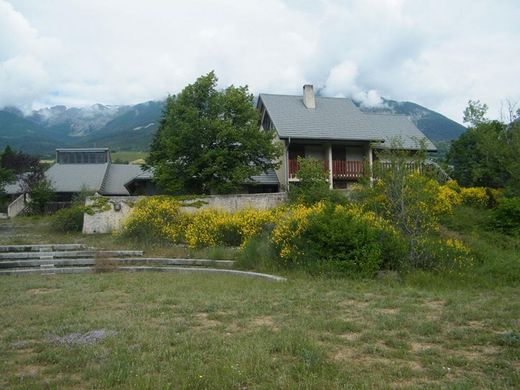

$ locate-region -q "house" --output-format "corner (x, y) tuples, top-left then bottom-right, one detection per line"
(257, 85), (436, 189)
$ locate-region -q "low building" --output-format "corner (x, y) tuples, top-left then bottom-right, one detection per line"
(46, 148), (153, 200)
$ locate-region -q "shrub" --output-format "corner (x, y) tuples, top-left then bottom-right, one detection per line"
(186, 208), (240, 248)
(460, 187), (489, 208)
(185, 208), (279, 248)
(492, 197), (520, 235)
(120, 196), (190, 243)
(288, 156), (348, 206)
(49, 205), (86, 232)
(271, 203), (406, 276)
(28, 179), (55, 215)
(236, 233), (279, 271)
(436, 183), (462, 214)
(424, 238), (474, 272)
(271, 203), (325, 262)
(288, 157), (330, 206)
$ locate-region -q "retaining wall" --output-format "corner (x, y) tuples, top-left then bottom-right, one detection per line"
(83, 192), (287, 234)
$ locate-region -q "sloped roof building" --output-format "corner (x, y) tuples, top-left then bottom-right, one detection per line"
(257, 85), (436, 189)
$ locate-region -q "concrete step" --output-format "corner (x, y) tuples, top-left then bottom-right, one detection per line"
(0, 250), (144, 260)
(0, 244), (86, 253)
(0, 258), (235, 268)
(0, 266), (286, 282)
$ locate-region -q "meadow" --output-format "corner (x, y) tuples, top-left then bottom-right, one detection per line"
(0, 206), (519, 388)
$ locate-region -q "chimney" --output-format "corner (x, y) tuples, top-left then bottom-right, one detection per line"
(303, 84), (316, 109)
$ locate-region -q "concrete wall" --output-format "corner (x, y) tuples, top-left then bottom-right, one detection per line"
(83, 196), (140, 234)
(83, 192), (288, 234)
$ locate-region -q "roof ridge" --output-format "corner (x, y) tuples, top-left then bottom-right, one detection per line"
(363, 112), (410, 117)
(98, 162), (111, 195)
(259, 93), (355, 101)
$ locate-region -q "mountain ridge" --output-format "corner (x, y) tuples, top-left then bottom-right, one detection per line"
(0, 97), (465, 157)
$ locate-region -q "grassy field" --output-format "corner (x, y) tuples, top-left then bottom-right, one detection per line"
(0, 207), (519, 388)
(110, 151), (148, 164)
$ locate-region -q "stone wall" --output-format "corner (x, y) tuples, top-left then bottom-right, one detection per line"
(82, 192), (287, 234)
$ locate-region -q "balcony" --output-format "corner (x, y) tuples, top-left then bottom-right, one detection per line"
(289, 159), (365, 180)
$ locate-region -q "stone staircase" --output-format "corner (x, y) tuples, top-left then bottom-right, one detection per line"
(0, 244), (285, 281)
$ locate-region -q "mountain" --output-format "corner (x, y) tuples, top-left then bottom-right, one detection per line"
(0, 101), (164, 156)
(76, 101), (164, 150)
(0, 97), (465, 157)
(0, 109), (67, 155)
(360, 99), (466, 142)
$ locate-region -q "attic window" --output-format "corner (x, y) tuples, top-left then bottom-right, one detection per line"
(57, 150), (108, 164)
(261, 112), (273, 130)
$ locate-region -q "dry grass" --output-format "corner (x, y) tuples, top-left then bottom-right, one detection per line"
(0, 272), (518, 389)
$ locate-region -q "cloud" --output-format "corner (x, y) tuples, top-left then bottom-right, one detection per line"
(2, 0), (520, 122)
(322, 60), (385, 108)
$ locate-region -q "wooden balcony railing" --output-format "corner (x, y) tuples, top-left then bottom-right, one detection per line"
(289, 159), (365, 180)
(332, 160), (365, 179)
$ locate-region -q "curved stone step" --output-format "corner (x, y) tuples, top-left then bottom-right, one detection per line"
(0, 250), (143, 260)
(0, 258), (235, 268)
(0, 266), (286, 282)
(0, 244), (86, 252)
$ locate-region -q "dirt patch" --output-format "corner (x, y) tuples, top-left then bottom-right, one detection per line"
(411, 341), (436, 352)
(378, 307), (399, 314)
(27, 288), (60, 295)
(16, 365), (42, 379)
(10, 340), (31, 349)
(48, 329), (117, 346)
(338, 299), (369, 309)
(340, 333), (359, 341)
(332, 348), (357, 361)
(194, 313), (221, 329)
(467, 320), (486, 329)
(424, 300), (445, 320)
(250, 316), (278, 330)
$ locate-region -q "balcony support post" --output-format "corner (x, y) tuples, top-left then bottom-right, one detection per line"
(327, 143), (333, 189)
(368, 145), (374, 185)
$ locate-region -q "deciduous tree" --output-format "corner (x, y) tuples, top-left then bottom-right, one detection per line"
(148, 72), (282, 194)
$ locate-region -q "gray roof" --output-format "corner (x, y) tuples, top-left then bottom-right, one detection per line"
(102, 164), (145, 195)
(3, 178), (24, 195)
(259, 94), (436, 151)
(249, 169), (279, 185)
(44, 163), (149, 195)
(364, 113), (437, 151)
(46, 163), (109, 193)
(56, 148), (109, 152)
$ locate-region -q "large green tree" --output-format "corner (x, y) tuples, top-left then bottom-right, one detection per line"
(447, 101), (520, 194)
(148, 72), (282, 194)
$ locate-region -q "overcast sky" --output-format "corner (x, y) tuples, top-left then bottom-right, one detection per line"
(1, 0), (519, 123)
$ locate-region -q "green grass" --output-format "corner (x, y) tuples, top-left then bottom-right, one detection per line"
(439, 205), (520, 287)
(0, 207), (519, 388)
(110, 151), (148, 164)
(1, 273), (518, 389)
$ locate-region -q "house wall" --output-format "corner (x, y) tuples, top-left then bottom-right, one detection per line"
(273, 134), (287, 189)
(83, 192), (288, 234)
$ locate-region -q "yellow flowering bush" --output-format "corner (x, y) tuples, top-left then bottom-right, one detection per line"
(435, 183), (462, 214)
(429, 238), (474, 272)
(185, 208), (235, 248)
(235, 208), (283, 245)
(120, 196), (190, 242)
(185, 207), (281, 248)
(460, 187), (489, 208)
(271, 202), (325, 261)
(270, 202), (407, 274)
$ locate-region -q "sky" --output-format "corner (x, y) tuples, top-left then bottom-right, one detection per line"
(1, 0), (519, 123)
